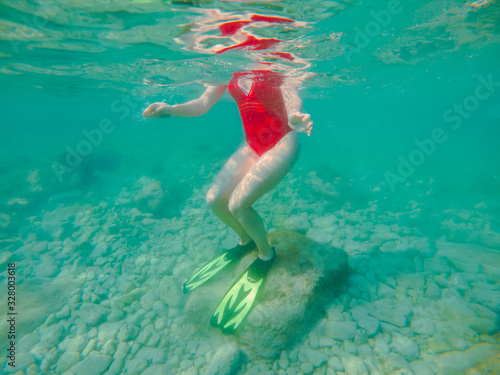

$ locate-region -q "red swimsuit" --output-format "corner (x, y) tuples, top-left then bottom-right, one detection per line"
(228, 70), (292, 156)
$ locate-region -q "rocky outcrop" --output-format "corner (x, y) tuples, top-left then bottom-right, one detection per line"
(185, 231), (349, 359)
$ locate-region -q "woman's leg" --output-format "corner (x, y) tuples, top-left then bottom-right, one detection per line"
(206, 144), (259, 245)
(228, 131), (300, 259)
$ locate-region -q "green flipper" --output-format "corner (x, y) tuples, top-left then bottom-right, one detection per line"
(210, 249), (275, 335)
(182, 241), (256, 294)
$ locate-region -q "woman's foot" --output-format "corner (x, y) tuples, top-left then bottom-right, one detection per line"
(211, 246), (276, 334)
(258, 246), (275, 261)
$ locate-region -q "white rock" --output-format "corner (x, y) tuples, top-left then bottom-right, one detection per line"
(378, 353), (411, 373)
(56, 305), (71, 319)
(81, 339), (96, 357)
(344, 226), (361, 239)
(377, 283), (396, 298)
(350, 305), (369, 321)
(468, 303), (497, 320)
(114, 342), (130, 360)
(154, 317), (168, 331)
(343, 341), (358, 355)
(279, 350), (289, 369)
(97, 322), (122, 342)
(283, 215), (311, 233)
(423, 257), (450, 273)
(117, 325), (137, 344)
(29, 341), (53, 362)
(288, 347), (299, 363)
(167, 241), (185, 254)
(354, 329), (368, 345)
(157, 257), (176, 275)
(410, 237), (433, 256)
(409, 360), (434, 375)
(312, 215), (338, 228)
(140, 364), (170, 375)
(12, 352), (35, 371)
(319, 336), (336, 348)
(304, 349), (329, 367)
(18, 333), (40, 353)
(107, 358), (125, 374)
(152, 301), (169, 317)
(107, 310), (124, 322)
(180, 359), (194, 371)
(78, 303), (109, 326)
(0, 250), (13, 266)
(357, 344), (372, 358)
(374, 335), (390, 355)
(136, 324), (159, 346)
(300, 362), (314, 374)
(66, 336), (89, 353)
(424, 281), (441, 299)
(41, 323), (64, 345)
(344, 239), (376, 255)
(33, 241), (49, 253)
(135, 254), (150, 268)
(35, 261), (58, 277)
(340, 356), (368, 375)
(90, 242), (109, 259)
(69, 352), (112, 375)
(306, 228), (333, 243)
(435, 297), (496, 335)
(436, 241), (500, 274)
(358, 316), (380, 337)
(203, 343), (241, 375)
(326, 305), (345, 321)
(410, 316), (435, 336)
(40, 348), (58, 372)
(325, 320), (357, 341)
(390, 333), (419, 362)
(124, 358), (148, 374)
(116, 276), (135, 293)
(135, 347), (167, 364)
(368, 298), (412, 327)
(308, 332), (319, 349)
(327, 356), (343, 371)
(56, 351), (81, 373)
(435, 343), (499, 373)
(471, 287), (500, 312)
(427, 334), (451, 353)
(140, 289), (159, 311)
(195, 356), (207, 367)
(159, 276), (183, 307)
(186, 340), (198, 356)
(103, 340), (117, 356)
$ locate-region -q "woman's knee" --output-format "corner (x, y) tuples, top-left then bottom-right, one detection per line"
(227, 194), (245, 218)
(206, 186), (224, 209)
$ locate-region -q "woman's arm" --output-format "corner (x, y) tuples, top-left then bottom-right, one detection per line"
(282, 75), (313, 136)
(143, 84), (227, 118)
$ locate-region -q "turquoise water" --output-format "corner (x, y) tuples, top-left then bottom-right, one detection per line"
(1, 0), (500, 374)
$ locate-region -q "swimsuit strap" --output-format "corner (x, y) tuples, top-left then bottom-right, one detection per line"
(229, 71), (257, 100)
(228, 72), (247, 101)
(228, 69), (284, 105)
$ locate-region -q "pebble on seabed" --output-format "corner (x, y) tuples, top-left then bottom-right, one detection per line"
(5, 176), (500, 375)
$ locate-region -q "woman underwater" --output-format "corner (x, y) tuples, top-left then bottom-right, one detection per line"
(143, 14), (313, 334)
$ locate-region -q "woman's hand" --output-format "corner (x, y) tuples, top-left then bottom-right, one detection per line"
(143, 102), (173, 118)
(289, 111), (313, 136)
